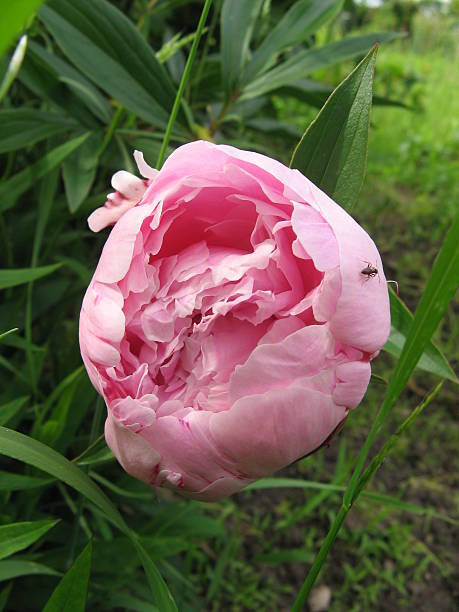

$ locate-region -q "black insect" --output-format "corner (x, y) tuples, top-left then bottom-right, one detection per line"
(361, 260), (379, 280)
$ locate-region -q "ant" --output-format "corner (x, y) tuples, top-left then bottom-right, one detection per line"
(360, 260), (399, 295)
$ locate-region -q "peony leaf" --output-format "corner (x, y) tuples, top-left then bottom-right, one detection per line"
(242, 32), (399, 100)
(0, 470), (52, 491)
(0, 560), (60, 582)
(42, 541), (92, 612)
(290, 45), (377, 210)
(0, 1), (44, 59)
(39, 0), (177, 128)
(62, 132), (104, 213)
(0, 133), (90, 213)
(242, 0), (343, 84)
(0, 520), (59, 561)
(0, 427), (177, 611)
(386, 289), (457, 383)
(28, 40), (113, 123)
(221, 0), (264, 97)
(0, 264), (63, 290)
(0, 396), (29, 427)
(0, 109), (75, 154)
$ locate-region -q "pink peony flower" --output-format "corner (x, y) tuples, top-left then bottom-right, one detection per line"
(79, 141), (390, 501)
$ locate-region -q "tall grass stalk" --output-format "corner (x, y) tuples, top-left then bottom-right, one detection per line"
(156, 0), (214, 169)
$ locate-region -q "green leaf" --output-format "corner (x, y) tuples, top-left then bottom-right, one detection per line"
(0, 426), (126, 530)
(19, 48), (99, 127)
(0, 133), (90, 213)
(290, 45), (377, 211)
(281, 78), (408, 110)
(40, 0), (177, 127)
(0, 427), (177, 611)
(28, 40), (113, 123)
(0, 1), (44, 59)
(0, 583), (12, 611)
(242, 0), (342, 84)
(0, 520), (59, 560)
(241, 32), (400, 100)
(0, 397), (28, 426)
(43, 540), (92, 612)
(0, 109), (75, 154)
(221, 0), (263, 97)
(247, 478), (456, 524)
(0, 560), (60, 582)
(63, 132), (104, 212)
(0, 35), (28, 102)
(385, 289), (457, 382)
(0, 470), (53, 491)
(0, 264), (62, 290)
(132, 540), (178, 612)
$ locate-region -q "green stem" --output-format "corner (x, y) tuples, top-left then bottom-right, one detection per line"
(292, 380), (445, 611)
(292, 210), (459, 608)
(98, 105), (125, 158)
(352, 382), (443, 502)
(292, 504), (348, 612)
(156, 0), (214, 169)
(192, 0), (221, 103)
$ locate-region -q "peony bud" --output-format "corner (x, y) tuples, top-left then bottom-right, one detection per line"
(79, 141), (390, 501)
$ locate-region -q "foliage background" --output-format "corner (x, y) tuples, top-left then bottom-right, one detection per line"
(0, 0), (457, 610)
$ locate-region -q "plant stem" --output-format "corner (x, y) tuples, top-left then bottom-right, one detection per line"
(156, 0), (214, 169)
(292, 381), (443, 611)
(292, 210), (459, 609)
(97, 105), (125, 158)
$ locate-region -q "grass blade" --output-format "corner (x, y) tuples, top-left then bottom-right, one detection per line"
(0, 133), (90, 213)
(43, 540), (92, 612)
(0, 264), (62, 290)
(0, 560), (60, 581)
(0, 427), (177, 610)
(0, 520), (59, 560)
(385, 289), (456, 382)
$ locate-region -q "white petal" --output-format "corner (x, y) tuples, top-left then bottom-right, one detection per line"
(134, 150), (159, 179)
(111, 170), (146, 200)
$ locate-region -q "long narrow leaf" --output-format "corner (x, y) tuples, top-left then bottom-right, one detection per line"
(242, 0), (342, 84)
(0, 397), (28, 426)
(221, 0), (263, 97)
(0, 520), (59, 560)
(43, 541), (92, 612)
(0, 109), (75, 154)
(242, 32), (400, 100)
(0, 264), (62, 290)
(385, 289), (456, 382)
(40, 0), (177, 127)
(0, 427), (176, 611)
(0, 133), (90, 213)
(290, 45), (377, 210)
(0, 560), (60, 582)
